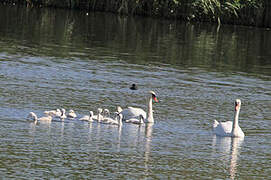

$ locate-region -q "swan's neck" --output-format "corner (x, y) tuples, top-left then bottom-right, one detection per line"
(98, 113), (101, 122)
(146, 95), (154, 123)
(231, 109), (240, 136)
(119, 118), (122, 126)
(33, 114), (38, 121)
(61, 110), (65, 116)
(140, 116), (144, 124)
(118, 115), (122, 126)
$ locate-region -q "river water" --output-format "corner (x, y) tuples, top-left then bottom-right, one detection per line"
(0, 4), (270, 179)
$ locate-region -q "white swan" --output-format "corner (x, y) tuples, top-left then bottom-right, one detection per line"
(117, 114), (123, 126)
(213, 99), (245, 138)
(79, 111), (94, 122)
(102, 109), (110, 120)
(125, 114), (144, 125)
(93, 108), (103, 122)
(54, 109), (62, 117)
(27, 112), (52, 122)
(103, 113), (123, 126)
(120, 91), (158, 123)
(103, 111), (116, 123)
(67, 109), (77, 118)
(44, 109), (61, 117)
(27, 112), (38, 122)
(59, 108), (67, 120)
(117, 106), (123, 113)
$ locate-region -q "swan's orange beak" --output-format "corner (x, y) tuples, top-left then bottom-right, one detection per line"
(153, 96), (158, 102)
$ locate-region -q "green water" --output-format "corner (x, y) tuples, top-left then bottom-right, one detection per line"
(0, 4), (270, 179)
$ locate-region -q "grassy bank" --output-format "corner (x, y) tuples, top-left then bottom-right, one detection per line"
(2, 0), (271, 28)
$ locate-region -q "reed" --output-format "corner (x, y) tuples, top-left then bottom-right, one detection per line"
(3, 0), (270, 27)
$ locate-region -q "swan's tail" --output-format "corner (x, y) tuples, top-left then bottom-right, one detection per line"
(213, 120), (219, 129)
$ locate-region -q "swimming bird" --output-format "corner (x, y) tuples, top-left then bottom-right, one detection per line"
(59, 108), (67, 120)
(213, 99), (245, 138)
(93, 108), (103, 122)
(44, 109), (61, 117)
(119, 91), (158, 123)
(125, 114), (144, 125)
(27, 112), (52, 122)
(55, 109), (62, 117)
(79, 111), (94, 122)
(103, 113), (123, 126)
(103, 109), (110, 119)
(117, 106), (123, 113)
(117, 114), (123, 126)
(67, 109), (77, 118)
(130, 84), (138, 90)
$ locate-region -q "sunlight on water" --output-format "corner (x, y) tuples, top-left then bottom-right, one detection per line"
(0, 4), (270, 179)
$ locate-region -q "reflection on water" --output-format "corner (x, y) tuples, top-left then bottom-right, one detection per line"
(0, 5), (270, 76)
(144, 123), (154, 176)
(212, 136), (244, 180)
(28, 121), (37, 140)
(117, 125), (122, 152)
(0, 4), (270, 179)
(230, 137), (244, 180)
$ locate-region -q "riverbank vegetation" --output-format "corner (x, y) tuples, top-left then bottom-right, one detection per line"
(2, 0), (271, 27)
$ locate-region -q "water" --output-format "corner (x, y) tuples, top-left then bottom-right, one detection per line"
(0, 4), (271, 179)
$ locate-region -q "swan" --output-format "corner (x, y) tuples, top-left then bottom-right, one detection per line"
(59, 108), (67, 120)
(67, 109), (77, 118)
(117, 106), (123, 113)
(213, 99), (245, 138)
(27, 112), (52, 122)
(79, 111), (94, 121)
(93, 108), (103, 122)
(103, 113), (123, 126)
(44, 109), (61, 117)
(27, 112), (38, 122)
(119, 91), (158, 123)
(103, 109), (110, 119)
(125, 114), (144, 125)
(102, 111), (117, 123)
(54, 109), (62, 117)
(117, 114), (123, 126)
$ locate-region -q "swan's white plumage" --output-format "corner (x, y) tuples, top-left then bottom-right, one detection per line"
(103, 114), (123, 126)
(60, 108), (67, 120)
(119, 91), (158, 123)
(117, 106), (123, 113)
(93, 108), (103, 122)
(54, 109), (62, 117)
(79, 111), (94, 121)
(125, 115), (144, 124)
(121, 107), (146, 120)
(213, 99), (244, 138)
(27, 112), (52, 122)
(39, 115), (52, 121)
(67, 109), (77, 118)
(213, 121), (234, 136)
(103, 116), (118, 124)
(44, 109), (61, 117)
(27, 112), (38, 121)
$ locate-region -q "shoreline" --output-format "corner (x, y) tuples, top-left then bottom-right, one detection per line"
(1, 0), (271, 28)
